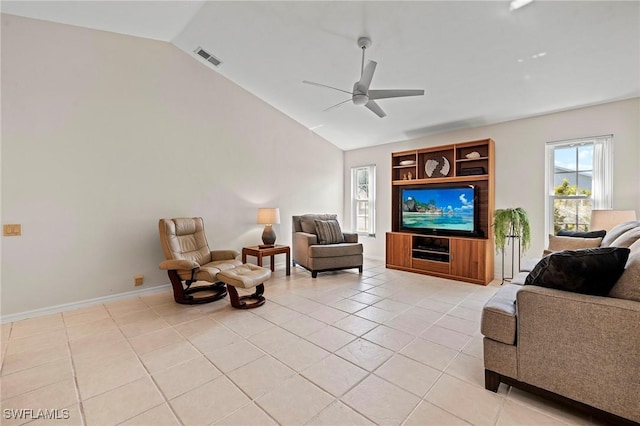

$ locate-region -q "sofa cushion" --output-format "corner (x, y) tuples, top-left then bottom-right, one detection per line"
(524, 247), (630, 296)
(314, 219), (345, 244)
(557, 229), (607, 239)
(520, 258), (541, 273)
(300, 214), (337, 234)
(608, 252), (640, 302)
(481, 284), (520, 345)
(601, 220), (640, 247)
(510, 271), (529, 285)
(546, 234), (602, 255)
(308, 243), (362, 258)
(609, 227), (640, 249)
(300, 220), (317, 234)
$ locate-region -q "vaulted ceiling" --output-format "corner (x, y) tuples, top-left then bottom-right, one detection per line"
(2, 1), (639, 150)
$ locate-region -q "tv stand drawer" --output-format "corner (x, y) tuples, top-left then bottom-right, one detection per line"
(412, 258), (450, 274)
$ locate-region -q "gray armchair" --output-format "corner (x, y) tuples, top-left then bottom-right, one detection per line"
(292, 214), (363, 278)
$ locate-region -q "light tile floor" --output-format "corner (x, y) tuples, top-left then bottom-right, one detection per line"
(0, 259), (609, 425)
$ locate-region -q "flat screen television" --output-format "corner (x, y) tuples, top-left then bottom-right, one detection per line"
(400, 185), (480, 236)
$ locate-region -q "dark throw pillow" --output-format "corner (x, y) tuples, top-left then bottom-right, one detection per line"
(314, 219), (345, 245)
(524, 247), (630, 296)
(557, 229), (607, 239)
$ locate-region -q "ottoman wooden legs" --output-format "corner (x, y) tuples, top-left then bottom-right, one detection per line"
(217, 264), (271, 310)
(227, 283), (265, 309)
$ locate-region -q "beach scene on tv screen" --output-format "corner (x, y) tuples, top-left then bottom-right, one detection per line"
(402, 187), (475, 231)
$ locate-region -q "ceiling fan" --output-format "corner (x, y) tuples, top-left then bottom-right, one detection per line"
(303, 37), (424, 118)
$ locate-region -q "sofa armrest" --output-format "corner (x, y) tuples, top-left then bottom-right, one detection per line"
(211, 250), (240, 261)
(343, 232), (359, 243)
(159, 259), (199, 271)
(516, 286), (640, 420)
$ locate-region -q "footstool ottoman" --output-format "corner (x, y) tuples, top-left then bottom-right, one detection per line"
(217, 264), (271, 309)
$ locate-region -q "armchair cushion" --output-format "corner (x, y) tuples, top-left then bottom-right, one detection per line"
(300, 214), (337, 234)
(309, 243), (363, 258)
(314, 219), (345, 244)
(525, 247), (630, 296)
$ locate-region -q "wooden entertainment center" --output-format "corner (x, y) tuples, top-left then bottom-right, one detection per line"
(386, 139), (495, 285)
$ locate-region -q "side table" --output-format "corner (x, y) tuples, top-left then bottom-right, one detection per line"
(242, 244), (290, 276)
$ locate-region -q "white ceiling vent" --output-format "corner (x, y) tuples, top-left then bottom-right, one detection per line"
(194, 47), (222, 67)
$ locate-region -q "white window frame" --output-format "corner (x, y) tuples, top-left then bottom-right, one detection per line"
(545, 135), (613, 235)
(351, 164), (376, 237)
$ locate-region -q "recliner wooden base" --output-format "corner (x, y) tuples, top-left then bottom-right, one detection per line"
(167, 270), (227, 305)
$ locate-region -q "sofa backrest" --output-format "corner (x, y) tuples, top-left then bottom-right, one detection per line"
(601, 220), (640, 247)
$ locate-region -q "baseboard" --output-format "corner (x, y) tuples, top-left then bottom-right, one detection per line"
(1, 284), (171, 324)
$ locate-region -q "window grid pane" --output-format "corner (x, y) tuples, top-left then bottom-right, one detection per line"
(550, 141), (595, 233)
(351, 165), (376, 235)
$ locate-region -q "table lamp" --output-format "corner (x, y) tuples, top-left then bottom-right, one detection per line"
(257, 208), (280, 247)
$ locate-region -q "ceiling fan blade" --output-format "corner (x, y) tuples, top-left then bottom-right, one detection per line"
(323, 98), (352, 112)
(357, 60), (377, 92)
(365, 100), (386, 118)
(368, 89), (425, 100)
(303, 80), (353, 95)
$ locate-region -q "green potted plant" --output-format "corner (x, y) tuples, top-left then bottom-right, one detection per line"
(493, 207), (531, 254)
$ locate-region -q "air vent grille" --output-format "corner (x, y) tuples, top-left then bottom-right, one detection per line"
(194, 47), (222, 67)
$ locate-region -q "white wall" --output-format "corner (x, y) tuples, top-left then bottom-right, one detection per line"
(1, 15), (344, 316)
(344, 98), (640, 273)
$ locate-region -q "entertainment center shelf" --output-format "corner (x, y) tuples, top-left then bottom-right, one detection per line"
(387, 139), (495, 285)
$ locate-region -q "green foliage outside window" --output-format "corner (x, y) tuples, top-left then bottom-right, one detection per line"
(553, 179), (592, 234)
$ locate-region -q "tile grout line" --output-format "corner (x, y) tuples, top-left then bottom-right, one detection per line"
(62, 311), (88, 426)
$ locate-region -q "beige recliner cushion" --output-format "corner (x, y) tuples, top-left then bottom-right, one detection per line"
(159, 217), (212, 266)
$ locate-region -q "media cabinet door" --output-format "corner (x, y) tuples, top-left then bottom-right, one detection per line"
(386, 233), (412, 268)
(450, 238), (486, 281)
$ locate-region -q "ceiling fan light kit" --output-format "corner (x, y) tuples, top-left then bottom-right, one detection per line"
(303, 36), (424, 118)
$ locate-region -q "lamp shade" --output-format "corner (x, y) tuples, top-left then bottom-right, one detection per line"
(590, 209), (637, 232)
(257, 208), (280, 225)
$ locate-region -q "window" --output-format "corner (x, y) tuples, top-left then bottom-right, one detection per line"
(546, 135), (612, 234)
(351, 165), (376, 236)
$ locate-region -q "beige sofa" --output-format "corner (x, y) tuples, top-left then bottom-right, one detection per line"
(292, 214), (363, 278)
(481, 220), (640, 424)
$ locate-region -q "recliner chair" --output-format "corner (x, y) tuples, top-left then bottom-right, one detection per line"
(158, 217), (242, 304)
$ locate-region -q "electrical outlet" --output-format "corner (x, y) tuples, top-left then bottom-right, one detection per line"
(134, 275), (144, 286)
(3, 224), (22, 236)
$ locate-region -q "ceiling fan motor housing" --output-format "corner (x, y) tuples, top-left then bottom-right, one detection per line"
(357, 37), (372, 50)
(352, 93), (369, 105)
